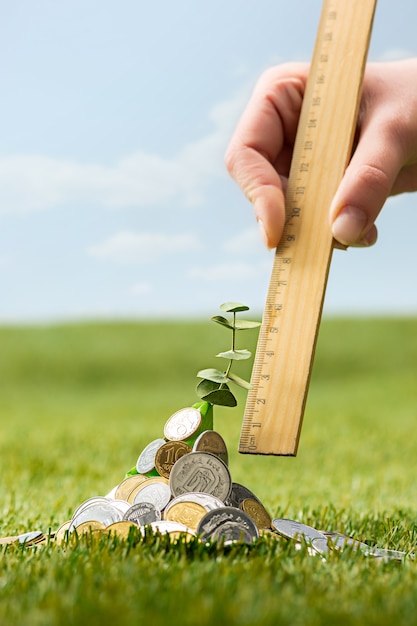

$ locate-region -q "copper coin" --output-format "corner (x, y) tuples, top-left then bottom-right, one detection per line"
(192, 430), (228, 466)
(155, 441), (192, 478)
(239, 498), (272, 530)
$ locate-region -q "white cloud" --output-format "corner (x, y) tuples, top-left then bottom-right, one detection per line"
(87, 230), (201, 264)
(0, 90), (249, 216)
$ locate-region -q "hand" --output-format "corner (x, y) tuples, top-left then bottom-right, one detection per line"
(225, 59), (417, 248)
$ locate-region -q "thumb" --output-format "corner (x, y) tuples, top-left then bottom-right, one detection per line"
(329, 123), (403, 247)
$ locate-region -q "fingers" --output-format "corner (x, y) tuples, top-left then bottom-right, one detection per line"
(330, 116), (405, 247)
(330, 60), (417, 247)
(225, 64), (308, 248)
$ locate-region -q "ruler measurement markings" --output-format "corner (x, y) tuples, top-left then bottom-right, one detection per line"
(239, 0), (376, 455)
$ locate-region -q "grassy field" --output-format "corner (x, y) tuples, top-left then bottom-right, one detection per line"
(0, 316), (417, 625)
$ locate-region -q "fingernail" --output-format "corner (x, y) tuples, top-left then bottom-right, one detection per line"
(331, 206), (368, 246)
(257, 218), (270, 248)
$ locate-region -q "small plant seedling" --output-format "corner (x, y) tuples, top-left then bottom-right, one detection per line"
(196, 302), (261, 407)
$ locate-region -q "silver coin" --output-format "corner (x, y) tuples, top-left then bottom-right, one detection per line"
(123, 502), (161, 526)
(71, 496), (111, 520)
(18, 531), (44, 544)
(224, 482), (263, 508)
(192, 430), (228, 466)
(322, 532), (409, 560)
(136, 438), (166, 474)
(321, 531), (368, 551)
(70, 501), (123, 530)
(164, 492), (225, 516)
(169, 451), (232, 501)
(111, 499), (131, 515)
(141, 520), (195, 536)
(164, 407), (202, 441)
(133, 482), (171, 511)
(364, 547), (408, 560)
(197, 506), (259, 544)
(272, 518), (330, 554)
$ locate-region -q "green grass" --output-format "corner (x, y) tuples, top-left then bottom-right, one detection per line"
(1, 317), (417, 626)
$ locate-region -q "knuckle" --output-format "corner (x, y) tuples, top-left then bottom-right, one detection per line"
(224, 145), (239, 177)
(355, 163), (392, 198)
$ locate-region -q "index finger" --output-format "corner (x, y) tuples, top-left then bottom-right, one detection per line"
(225, 63), (309, 247)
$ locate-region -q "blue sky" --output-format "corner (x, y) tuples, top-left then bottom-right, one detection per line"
(0, 0), (416, 322)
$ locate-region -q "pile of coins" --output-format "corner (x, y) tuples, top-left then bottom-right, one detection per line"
(0, 403), (412, 560)
(56, 405), (270, 545)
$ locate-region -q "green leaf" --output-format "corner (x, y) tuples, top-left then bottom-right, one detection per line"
(124, 466), (139, 478)
(220, 302), (250, 313)
(196, 368), (229, 383)
(216, 349), (251, 360)
(196, 378), (221, 398)
(234, 319), (261, 330)
(227, 371), (252, 390)
(211, 315), (234, 330)
(200, 388), (237, 407)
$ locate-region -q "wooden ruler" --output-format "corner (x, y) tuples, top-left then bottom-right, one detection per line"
(239, 0), (377, 456)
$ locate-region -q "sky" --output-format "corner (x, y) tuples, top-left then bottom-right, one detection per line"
(0, 0), (416, 323)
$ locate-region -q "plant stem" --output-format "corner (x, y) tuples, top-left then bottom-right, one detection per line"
(224, 312), (236, 379)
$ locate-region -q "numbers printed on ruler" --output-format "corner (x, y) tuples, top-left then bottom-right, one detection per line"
(259, 0), (339, 367)
(239, 0), (377, 455)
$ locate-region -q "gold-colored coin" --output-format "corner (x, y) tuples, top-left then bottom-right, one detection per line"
(258, 528), (281, 540)
(164, 502), (206, 531)
(127, 476), (169, 504)
(154, 441), (192, 479)
(114, 474), (148, 501)
(168, 531), (196, 543)
(240, 498), (272, 530)
(73, 520), (106, 535)
(105, 521), (137, 539)
(192, 430), (228, 465)
(54, 520), (72, 544)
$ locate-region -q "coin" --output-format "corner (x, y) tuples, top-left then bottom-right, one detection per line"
(164, 492), (225, 516)
(54, 521), (72, 544)
(123, 502), (161, 526)
(169, 451), (232, 501)
(197, 506), (259, 544)
(165, 502), (207, 531)
(136, 438), (166, 474)
(272, 518), (330, 554)
(105, 521), (137, 539)
(240, 498), (272, 530)
(321, 532), (409, 560)
(127, 476), (169, 504)
(164, 407), (202, 442)
(114, 474), (148, 501)
(73, 520), (106, 535)
(71, 496), (111, 520)
(192, 430), (228, 466)
(224, 482), (263, 508)
(142, 520), (195, 537)
(70, 500), (123, 530)
(111, 500), (131, 515)
(133, 482), (172, 511)
(321, 531), (368, 551)
(17, 530), (44, 545)
(154, 441), (192, 479)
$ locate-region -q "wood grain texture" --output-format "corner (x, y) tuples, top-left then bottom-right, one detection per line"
(239, 0), (377, 455)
